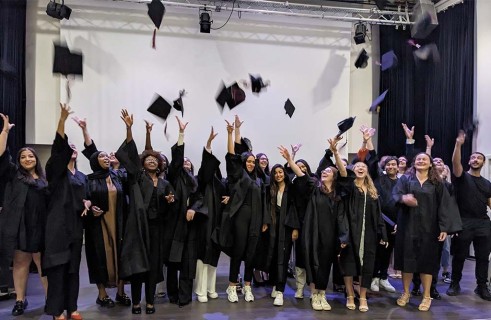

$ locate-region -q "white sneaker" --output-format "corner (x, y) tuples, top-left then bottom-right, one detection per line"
(273, 292), (284, 306)
(379, 278), (396, 293)
(370, 277), (380, 292)
(271, 286), (277, 298)
(243, 285), (254, 302)
(311, 293), (322, 311)
(207, 291), (219, 299)
(318, 290), (331, 311)
(226, 286), (238, 303)
(295, 288), (304, 299)
(197, 295), (208, 303)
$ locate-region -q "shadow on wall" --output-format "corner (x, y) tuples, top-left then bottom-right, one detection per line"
(312, 52), (347, 111)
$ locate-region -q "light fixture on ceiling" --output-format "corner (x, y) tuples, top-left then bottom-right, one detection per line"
(353, 23), (367, 45)
(46, 0), (72, 20)
(199, 9), (212, 33)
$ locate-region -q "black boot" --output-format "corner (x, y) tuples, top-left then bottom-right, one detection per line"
(474, 284), (491, 301)
(411, 286), (422, 296)
(446, 282), (461, 296)
(430, 287), (441, 300)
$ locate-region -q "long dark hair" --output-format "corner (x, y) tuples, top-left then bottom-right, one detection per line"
(319, 166), (339, 201)
(16, 147), (46, 185)
(269, 164), (290, 225)
(256, 152), (270, 175)
(241, 152), (257, 179)
(295, 159), (314, 177)
(406, 152), (442, 185)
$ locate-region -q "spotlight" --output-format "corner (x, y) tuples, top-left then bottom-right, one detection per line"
(46, 0), (72, 20)
(353, 23), (367, 45)
(199, 10), (212, 33)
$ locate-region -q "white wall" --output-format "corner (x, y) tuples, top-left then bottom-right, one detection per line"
(25, 0), (377, 174)
(475, 0), (491, 180)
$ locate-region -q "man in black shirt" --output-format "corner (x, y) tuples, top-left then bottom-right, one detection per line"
(447, 131), (491, 301)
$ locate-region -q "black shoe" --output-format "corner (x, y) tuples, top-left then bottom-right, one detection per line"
(430, 288), (441, 300)
(474, 285), (491, 301)
(333, 284), (346, 293)
(131, 305), (142, 314)
(411, 287), (422, 296)
(178, 300), (191, 308)
(115, 292), (131, 306)
(169, 296), (179, 304)
(446, 282), (461, 296)
(146, 305), (156, 314)
(96, 296), (115, 308)
(12, 299), (28, 316)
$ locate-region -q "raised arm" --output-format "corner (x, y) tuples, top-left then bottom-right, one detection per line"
(452, 130), (465, 177)
(73, 116), (92, 146)
(0, 113), (15, 157)
(176, 116), (188, 146)
(144, 120), (154, 150)
(234, 114), (243, 144)
(225, 120), (234, 154)
(328, 136), (347, 177)
(46, 104), (74, 183)
(279, 145), (304, 177)
(120, 109), (134, 143)
(56, 103), (73, 138)
(402, 123), (415, 160)
(425, 134), (434, 157)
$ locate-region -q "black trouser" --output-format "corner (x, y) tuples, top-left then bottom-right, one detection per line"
(0, 257), (12, 293)
(451, 218), (491, 286)
(412, 240), (444, 289)
(332, 259), (344, 287)
(167, 263), (193, 304)
(45, 263), (80, 316)
(229, 206), (254, 283)
(131, 272), (157, 305)
(373, 231), (395, 280)
(269, 227), (293, 293)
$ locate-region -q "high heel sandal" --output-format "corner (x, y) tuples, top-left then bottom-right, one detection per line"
(70, 311), (83, 320)
(397, 292), (411, 307)
(358, 298), (369, 312)
(418, 296), (432, 311)
(346, 296), (356, 310)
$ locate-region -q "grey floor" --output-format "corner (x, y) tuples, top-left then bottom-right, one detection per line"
(1, 248), (491, 320)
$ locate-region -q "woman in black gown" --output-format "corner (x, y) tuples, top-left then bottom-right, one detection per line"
(0, 113), (48, 316)
(44, 104), (89, 320)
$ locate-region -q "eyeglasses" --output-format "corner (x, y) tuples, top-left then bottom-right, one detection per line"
(144, 158), (158, 163)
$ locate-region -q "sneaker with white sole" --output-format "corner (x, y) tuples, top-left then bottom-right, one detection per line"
(197, 295), (208, 303)
(207, 291), (219, 299)
(370, 277), (380, 292)
(273, 292), (284, 306)
(318, 291), (331, 311)
(243, 285), (254, 302)
(379, 278), (396, 293)
(226, 286), (238, 303)
(311, 293), (322, 311)
(271, 286), (277, 298)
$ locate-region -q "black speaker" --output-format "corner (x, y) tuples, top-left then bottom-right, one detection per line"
(46, 0), (72, 20)
(411, 0), (438, 39)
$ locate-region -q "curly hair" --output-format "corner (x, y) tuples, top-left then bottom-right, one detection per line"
(406, 152), (442, 185)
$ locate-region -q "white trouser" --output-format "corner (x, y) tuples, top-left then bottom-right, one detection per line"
(194, 259), (217, 296)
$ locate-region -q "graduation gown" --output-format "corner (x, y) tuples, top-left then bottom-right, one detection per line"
(219, 153), (270, 266)
(338, 172), (387, 289)
(392, 175), (461, 275)
(43, 133), (87, 272)
(194, 148), (226, 267)
(116, 139), (175, 280)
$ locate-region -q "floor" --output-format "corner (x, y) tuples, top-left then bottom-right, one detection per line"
(1, 249), (490, 320)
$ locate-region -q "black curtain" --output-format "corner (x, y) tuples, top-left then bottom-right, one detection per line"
(378, 0), (475, 167)
(0, 0), (26, 155)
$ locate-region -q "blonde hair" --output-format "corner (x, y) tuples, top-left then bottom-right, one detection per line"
(353, 162), (379, 199)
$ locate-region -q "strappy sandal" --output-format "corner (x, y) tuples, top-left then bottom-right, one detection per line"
(397, 292), (411, 307)
(346, 296), (356, 310)
(358, 298), (369, 312)
(418, 296), (432, 311)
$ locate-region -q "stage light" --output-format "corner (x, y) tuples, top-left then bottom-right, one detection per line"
(199, 10), (212, 33)
(46, 0), (72, 20)
(353, 23), (367, 45)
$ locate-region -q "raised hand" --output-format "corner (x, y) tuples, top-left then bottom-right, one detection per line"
(328, 137), (340, 153)
(176, 116), (188, 132)
(278, 145), (292, 162)
(225, 120), (234, 134)
(59, 103), (73, 121)
(234, 115), (243, 128)
(456, 130), (466, 146)
(145, 120), (154, 133)
(425, 135), (434, 148)
(207, 126), (218, 144)
(72, 116), (87, 129)
(291, 143), (303, 156)
(402, 123), (415, 139)
(120, 109), (133, 128)
(0, 113), (15, 132)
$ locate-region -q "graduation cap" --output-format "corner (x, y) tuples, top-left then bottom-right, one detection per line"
(250, 74), (269, 93)
(336, 116), (356, 138)
(173, 89), (185, 117)
(147, 94), (172, 137)
(147, 0), (165, 48)
(284, 99), (295, 118)
(413, 43), (440, 63)
(370, 89), (388, 112)
(381, 50), (398, 71)
(52, 44), (83, 76)
(215, 82), (246, 112)
(355, 49), (369, 69)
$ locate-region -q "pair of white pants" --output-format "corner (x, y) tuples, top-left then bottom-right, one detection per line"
(194, 259), (217, 297)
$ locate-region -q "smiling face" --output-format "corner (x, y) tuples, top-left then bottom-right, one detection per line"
(109, 152), (119, 166)
(398, 156), (407, 171)
(144, 155), (159, 172)
(273, 166), (285, 184)
(19, 149), (37, 172)
(353, 162), (368, 179)
(245, 155), (256, 173)
(385, 159), (398, 177)
(98, 152), (110, 170)
(183, 157), (193, 172)
(320, 167), (335, 183)
(414, 153), (432, 171)
(296, 161), (307, 174)
(468, 153), (485, 170)
(258, 154), (269, 170)
(433, 157), (445, 172)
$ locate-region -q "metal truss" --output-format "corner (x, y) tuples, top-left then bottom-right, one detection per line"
(112, 0), (413, 26)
